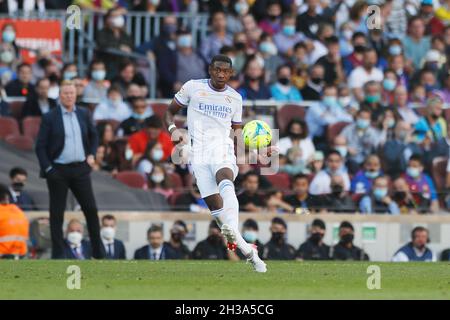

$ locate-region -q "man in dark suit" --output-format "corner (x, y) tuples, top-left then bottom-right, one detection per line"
(35, 80), (104, 259)
(22, 78), (57, 118)
(63, 219), (92, 260)
(5, 62), (36, 98)
(101, 214), (126, 259)
(8, 167), (36, 211)
(165, 220), (190, 259)
(134, 224), (172, 260)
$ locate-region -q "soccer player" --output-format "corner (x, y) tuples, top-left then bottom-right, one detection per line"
(164, 54), (267, 272)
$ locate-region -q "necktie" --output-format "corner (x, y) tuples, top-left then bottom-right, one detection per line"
(107, 243), (113, 258)
(152, 252), (157, 260)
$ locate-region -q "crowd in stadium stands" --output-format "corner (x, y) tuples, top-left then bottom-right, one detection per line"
(1, 0), (450, 216)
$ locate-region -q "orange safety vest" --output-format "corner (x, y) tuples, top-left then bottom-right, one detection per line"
(0, 204), (29, 256)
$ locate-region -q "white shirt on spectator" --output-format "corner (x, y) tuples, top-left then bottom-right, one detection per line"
(392, 248), (437, 262)
(306, 40), (328, 65)
(398, 104), (420, 125)
(309, 169), (351, 195)
(277, 136), (315, 161)
(347, 66), (383, 89)
(93, 100), (131, 122)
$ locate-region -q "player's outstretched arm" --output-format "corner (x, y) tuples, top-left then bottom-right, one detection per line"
(165, 100), (184, 144)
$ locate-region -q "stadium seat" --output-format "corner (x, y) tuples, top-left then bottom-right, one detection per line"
(265, 172), (291, 190)
(115, 171), (147, 189)
(22, 116), (42, 140)
(168, 172), (184, 191)
(276, 104), (306, 136)
(5, 134), (34, 151)
(8, 101), (24, 120)
(326, 121), (351, 144)
(95, 119), (121, 133)
(431, 156), (448, 192)
(168, 191), (186, 207)
(0, 117), (20, 139)
(151, 103), (169, 122)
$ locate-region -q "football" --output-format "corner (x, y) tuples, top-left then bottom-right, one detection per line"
(242, 120), (272, 149)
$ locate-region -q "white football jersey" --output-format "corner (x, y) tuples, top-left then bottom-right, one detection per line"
(174, 79), (243, 153)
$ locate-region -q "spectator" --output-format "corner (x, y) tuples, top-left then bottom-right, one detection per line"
(361, 81), (386, 123)
(174, 30), (207, 91)
(297, 218), (330, 260)
(309, 150), (351, 195)
(165, 220), (190, 260)
(262, 217), (296, 260)
(300, 64), (325, 101)
(237, 218), (264, 259)
(316, 35), (345, 85)
(93, 85), (131, 122)
(441, 71), (450, 103)
(305, 84), (353, 143)
(112, 61), (148, 98)
(338, 22), (355, 57)
(283, 174), (319, 212)
(348, 47), (383, 102)
(392, 177), (429, 214)
(0, 183), (29, 258)
(0, 42), (16, 86)
(332, 221), (369, 261)
(319, 175), (356, 213)
(0, 23), (18, 54)
(403, 16), (431, 70)
(73, 77), (86, 105)
(136, 141), (163, 175)
(61, 63), (78, 81)
(63, 219), (92, 260)
(278, 119), (315, 160)
(96, 8), (134, 79)
(351, 154), (382, 195)
(237, 171), (265, 212)
(238, 55), (272, 100)
(148, 164), (174, 199)
(392, 226), (436, 261)
(401, 154), (439, 213)
(440, 248), (450, 261)
(273, 14), (305, 57)
(342, 32), (367, 75)
(8, 167), (35, 211)
(200, 11), (233, 62)
(414, 96), (447, 144)
(382, 121), (423, 177)
(270, 64), (303, 102)
(118, 96), (153, 136)
(82, 60), (109, 104)
(0, 89), (9, 116)
(128, 115), (174, 163)
(259, 33), (284, 83)
(266, 190), (294, 213)
(394, 85), (420, 125)
(225, 0), (246, 34)
(101, 214), (126, 260)
(5, 62), (35, 98)
(340, 108), (384, 167)
(258, 0), (282, 36)
(359, 176), (400, 214)
(134, 224), (172, 260)
(280, 146), (310, 175)
(22, 78), (57, 118)
(192, 220), (229, 260)
(296, 0), (329, 40)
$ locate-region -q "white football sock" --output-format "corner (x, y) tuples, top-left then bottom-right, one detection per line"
(215, 179), (253, 257)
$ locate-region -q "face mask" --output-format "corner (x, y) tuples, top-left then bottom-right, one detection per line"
(151, 174), (164, 183)
(259, 41), (277, 55)
(283, 25), (296, 37)
(397, 130), (408, 141)
(323, 96), (338, 108)
(365, 94), (380, 104)
(407, 167), (421, 178)
(234, 42), (246, 51)
(278, 77), (290, 86)
(393, 191), (406, 202)
(177, 35), (192, 48)
(0, 51), (13, 64)
(342, 29), (353, 40)
(354, 45), (366, 53)
(152, 149), (164, 161)
(110, 98), (123, 108)
(424, 84), (437, 92)
(149, 0), (160, 5)
(163, 24), (177, 35)
(111, 15), (125, 28)
(311, 77), (323, 85)
(67, 231), (83, 246)
(341, 233), (354, 244)
(132, 112), (147, 120)
(125, 148), (133, 161)
(2, 30), (15, 43)
(268, 14), (279, 21)
(272, 232), (285, 243)
(339, 96), (351, 107)
(171, 232), (183, 242)
(63, 71), (77, 80)
(373, 188), (388, 200)
(289, 132), (303, 139)
(91, 70), (106, 81)
(101, 227), (116, 240)
(389, 45), (402, 56)
(310, 232), (323, 244)
(386, 118), (395, 128)
(243, 230), (258, 243)
(12, 182), (24, 192)
(335, 146), (347, 158)
(331, 184), (344, 195)
(234, 2), (249, 15)
(383, 79), (396, 91)
(365, 170), (379, 179)
(356, 118), (370, 129)
(208, 234), (222, 245)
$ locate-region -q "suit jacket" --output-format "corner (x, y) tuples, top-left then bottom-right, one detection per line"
(9, 190), (36, 211)
(63, 240), (92, 259)
(134, 243), (173, 260)
(5, 79), (36, 98)
(35, 105), (98, 178)
(103, 239), (126, 260)
(22, 97), (57, 118)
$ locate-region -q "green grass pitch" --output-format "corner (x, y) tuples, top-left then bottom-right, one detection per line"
(0, 260), (449, 299)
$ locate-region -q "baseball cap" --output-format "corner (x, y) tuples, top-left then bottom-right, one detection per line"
(421, 0), (433, 5)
